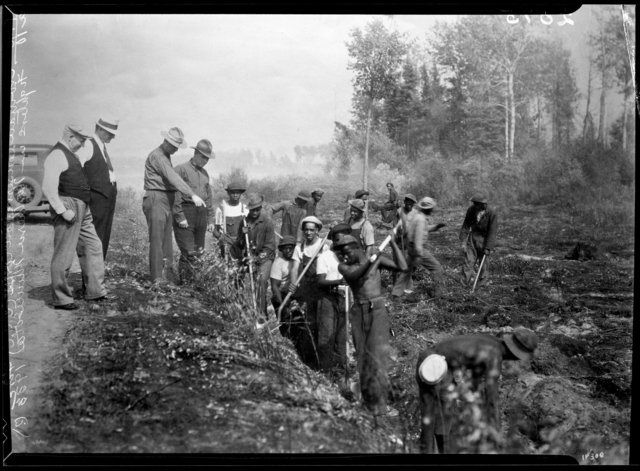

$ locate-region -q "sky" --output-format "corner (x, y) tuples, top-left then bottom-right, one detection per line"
(9, 8), (632, 190)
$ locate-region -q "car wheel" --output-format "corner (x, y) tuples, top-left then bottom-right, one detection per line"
(9, 176), (42, 208)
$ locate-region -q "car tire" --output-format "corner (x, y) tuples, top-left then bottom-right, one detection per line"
(10, 176), (42, 209)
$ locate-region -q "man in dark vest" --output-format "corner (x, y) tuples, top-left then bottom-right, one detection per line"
(270, 190), (311, 243)
(213, 182), (249, 260)
(77, 115), (119, 262)
(42, 123), (112, 310)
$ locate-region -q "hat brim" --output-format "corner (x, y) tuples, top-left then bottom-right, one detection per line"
(71, 130), (93, 140)
(247, 204), (263, 211)
(191, 147), (215, 159)
(296, 195), (311, 202)
(404, 196), (418, 203)
(96, 121), (119, 136)
(504, 333), (533, 361)
(349, 201), (365, 212)
(226, 188), (246, 193)
(161, 131), (188, 149)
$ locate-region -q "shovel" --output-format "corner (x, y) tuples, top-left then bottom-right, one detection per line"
(471, 254), (486, 293)
(369, 220), (403, 263)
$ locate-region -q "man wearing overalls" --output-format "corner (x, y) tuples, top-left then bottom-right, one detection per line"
(213, 182), (249, 260)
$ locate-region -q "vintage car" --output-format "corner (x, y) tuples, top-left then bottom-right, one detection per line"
(8, 144), (53, 214)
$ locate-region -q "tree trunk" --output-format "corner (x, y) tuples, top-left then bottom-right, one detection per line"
(504, 88), (509, 162)
(597, 31), (607, 144)
(508, 71), (515, 162)
(363, 104), (372, 217)
(583, 55), (593, 145)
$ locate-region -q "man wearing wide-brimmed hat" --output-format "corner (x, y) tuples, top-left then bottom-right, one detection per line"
(142, 127), (207, 285)
(231, 195), (276, 316)
(406, 197), (447, 298)
(42, 123), (112, 310)
(306, 188), (325, 217)
(270, 190), (311, 243)
(459, 193), (498, 288)
(390, 193), (419, 298)
(172, 139), (216, 283)
(342, 189), (369, 222)
(213, 182), (249, 259)
(345, 199), (375, 258)
(77, 115), (120, 263)
(415, 328), (538, 454)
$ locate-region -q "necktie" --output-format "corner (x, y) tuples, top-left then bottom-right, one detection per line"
(103, 145), (114, 172)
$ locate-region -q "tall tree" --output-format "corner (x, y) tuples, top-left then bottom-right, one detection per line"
(346, 19), (409, 192)
(615, 5), (635, 151)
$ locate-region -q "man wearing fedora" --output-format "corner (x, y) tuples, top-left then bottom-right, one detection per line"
(172, 139), (216, 283)
(42, 123), (112, 310)
(231, 196), (276, 316)
(77, 115), (120, 262)
(213, 182), (249, 259)
(459, 193), (498, 288)
(342, 189), (369, 222)
(345, 199), (375, 258)
(406, 197), (446, 298)
(306, 188), (325, 217)
(415, 328), (538, 454)
(143, 127), (207, 285)
(270, 190), (311, 244)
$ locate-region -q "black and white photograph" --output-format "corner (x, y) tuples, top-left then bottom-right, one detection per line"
(4, 6), (635, 464)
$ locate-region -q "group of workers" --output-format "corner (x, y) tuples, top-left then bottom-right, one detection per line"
(42, 121), (536, 454)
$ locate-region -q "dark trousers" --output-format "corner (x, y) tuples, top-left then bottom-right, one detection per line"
(350, 297), (390, 415)
(89, 186), (117, 260)
(173, 204), (207, 282)
(142, 190), (176, 283)
(317, 291), (347, 372)
(461, 235), (489, 286)
(291, 275), (321, 369)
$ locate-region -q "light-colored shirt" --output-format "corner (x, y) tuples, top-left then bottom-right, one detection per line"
(397, 207), (417, 236)
(347, 217), (375, 247)
(292, 237), (330, 262)
(42, 140), (89, 215)
(215, 200), (249, 227)
(76, 132), (116, 183)
(407, 212), (437, 257)
(316, 250), (342, 281)
(476, 210), (486, 223)
(270, 256), (295, 292)
(143, 146), (195, 195)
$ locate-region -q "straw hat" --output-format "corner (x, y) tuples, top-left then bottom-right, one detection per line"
(417, 197), (437, 210)
(96, 115), (119, 136)
(65, 123), (92, 139)
(296, 190), (312, 202)
(161, 127), (187, 149)
(301, 216), (323, 231)
(404, 194), (418, 204)
(349, 199), (366, 212)
(418, 354), (448, 385)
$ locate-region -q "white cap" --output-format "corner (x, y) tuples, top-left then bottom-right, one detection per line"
(418, 354), (448, 385)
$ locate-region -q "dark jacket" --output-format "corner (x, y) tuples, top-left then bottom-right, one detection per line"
(459, 206), (498, 250)
(234, 212), (276, 262)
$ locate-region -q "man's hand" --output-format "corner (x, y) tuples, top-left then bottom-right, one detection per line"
(207, 223), (215, 232)
(435, 223), (446, 230)
(369, 248), (381, 262)
(258, 252), (267, 260)
(483, 248), (491, 256)
(192, 195), (206, 207)
(288, 282), (298, 294)
(61, 209), (76, 223)
(178, 220), (189, 229)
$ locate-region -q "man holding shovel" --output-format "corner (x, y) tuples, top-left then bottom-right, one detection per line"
(459, 193), (498, 289)
(231, 195), (275, 317)
(334, 231), (408, 416)
(212, 182), (249, 260)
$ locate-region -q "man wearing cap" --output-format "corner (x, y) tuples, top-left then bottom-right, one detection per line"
(270, 235), (297, 313)
(270, 191), (311, 244)
(406, 197), (446, 298)
(213, 182), (249, 259)
(143, 127), (207, 285)
(342, 189), (369, 222)
(42, 123), (112, 310)
(415, 328), (538, 454)
(345, 199), (375, 258)
(172, 139), (216, 283)
(316, 223), (352, 375)
(288, 215), (331, 369)
(459, 194), (498, 288)
(76, 115), (119, 262)
(307, 188), (324, 217)
(232, 196), (276, 316)
(335, 232), (408, 415)
(391, 194), (419, 298)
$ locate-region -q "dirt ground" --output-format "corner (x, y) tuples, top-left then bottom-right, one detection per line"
(5, 197), (633, 462)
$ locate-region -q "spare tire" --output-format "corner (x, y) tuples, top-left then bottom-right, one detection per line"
(9, 176), (42, 209)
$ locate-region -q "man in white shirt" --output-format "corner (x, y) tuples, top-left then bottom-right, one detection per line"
(288, 215), (330, 369)
(316, 223), (352, 375)
(212, 182), (249, 260)
(42, 123), (112, 310)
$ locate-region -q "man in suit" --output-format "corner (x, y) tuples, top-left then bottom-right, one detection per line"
(77, 115), (120, 262)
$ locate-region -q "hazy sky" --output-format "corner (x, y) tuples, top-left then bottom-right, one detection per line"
(10, 8), (630, 189)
